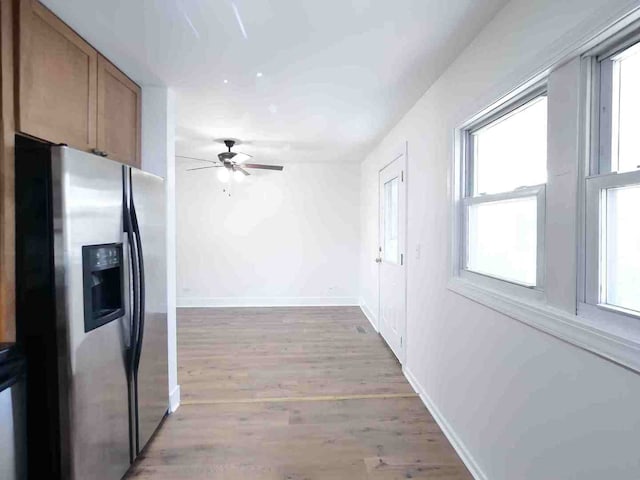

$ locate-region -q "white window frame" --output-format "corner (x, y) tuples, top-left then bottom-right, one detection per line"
(457, 84), (548, 300)
(448, 14), (640, 374)
(581, 31), (640, 323)
(591, 31), (640, 175)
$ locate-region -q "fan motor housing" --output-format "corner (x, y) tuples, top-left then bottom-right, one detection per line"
(218, 151), (237, 161)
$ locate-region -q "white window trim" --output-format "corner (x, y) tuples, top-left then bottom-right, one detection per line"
(578, 31), (640, 345)
(448, 276), (640, 373)
(593, 35), (640, 175)
(449, 15), (640, 375)
(461, 184), (546, 294)
(584, 170), (640, 309)
(454, 82), (548, 303)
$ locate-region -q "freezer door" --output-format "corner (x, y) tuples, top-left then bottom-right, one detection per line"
(130, 168), (168, 453)
(52, 147), (131, 480)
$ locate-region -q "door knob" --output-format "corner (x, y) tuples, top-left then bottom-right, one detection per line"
(375, 257), (382, 263)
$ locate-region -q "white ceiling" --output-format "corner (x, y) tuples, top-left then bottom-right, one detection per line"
(42, 0), (508, 164)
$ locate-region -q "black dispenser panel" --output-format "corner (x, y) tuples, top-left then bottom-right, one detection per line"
(82, 243), (125, 332)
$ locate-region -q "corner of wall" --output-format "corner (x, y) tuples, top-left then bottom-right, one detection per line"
(165, 87), (179, 411)
(359, 299), (378, 332)
(169, 384), (181, 413)
(143, 86), (179, 412)
(402, 366), (487, 480)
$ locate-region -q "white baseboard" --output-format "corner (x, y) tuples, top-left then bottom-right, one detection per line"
(176, 296), (359, 308)
(169, 385), (181, 413)
(402, 366), (487, 480)
(359, 299), (378, 332)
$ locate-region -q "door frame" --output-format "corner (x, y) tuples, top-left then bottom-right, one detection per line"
(377, 141), (408, 365)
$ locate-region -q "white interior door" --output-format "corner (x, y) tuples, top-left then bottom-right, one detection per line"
(378, 150), (407, 362)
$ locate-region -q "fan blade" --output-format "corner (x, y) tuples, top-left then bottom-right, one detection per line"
(236, 151), (254, 158)
(233, 151), (253, 164)
(186, 165), (222, 171)
(237, 166), (251, 176)
(243, 163), (284, 171)
(176, 155), (219, 165)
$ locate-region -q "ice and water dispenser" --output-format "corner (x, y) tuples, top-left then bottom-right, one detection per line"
(82, 243), (125, 332)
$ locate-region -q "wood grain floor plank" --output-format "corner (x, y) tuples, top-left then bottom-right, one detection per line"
(125, 307), (472, 480)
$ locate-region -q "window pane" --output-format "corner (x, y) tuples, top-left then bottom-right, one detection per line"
(604, 184), (640, 312)
(383, 177), (399, 263)
(472, 96), (547, 195)
(467, 196), (537, 286)
(614, 44), (640, 173)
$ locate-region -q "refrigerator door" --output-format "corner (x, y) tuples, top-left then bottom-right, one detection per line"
(0, 346), (26, 480)
(52, 147), (132, 480)
(130, 168), (168, 454)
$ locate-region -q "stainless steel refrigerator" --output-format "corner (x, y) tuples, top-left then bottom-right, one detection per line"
(15, 135), (168, 479)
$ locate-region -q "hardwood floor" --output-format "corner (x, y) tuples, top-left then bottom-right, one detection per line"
(126, 307), (472, 479)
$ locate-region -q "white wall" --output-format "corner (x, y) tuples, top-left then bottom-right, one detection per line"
(177, 162), (360, 307)
(141, 87), (179, 412)
(359, 0), (640, 479)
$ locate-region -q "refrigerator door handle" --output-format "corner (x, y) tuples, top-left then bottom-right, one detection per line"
(129, 168), (146, 456)
(123, 167), (140, 377)
(123, 166), (140, 464)
(130, 171), (146, 377)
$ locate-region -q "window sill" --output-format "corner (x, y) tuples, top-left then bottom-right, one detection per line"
(459, 269), (544, 303)
(448, 277), (640, 373)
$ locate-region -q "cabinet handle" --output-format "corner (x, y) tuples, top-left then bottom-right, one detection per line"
(91, 148), (109, 157)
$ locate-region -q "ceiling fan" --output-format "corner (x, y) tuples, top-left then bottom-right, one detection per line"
(178, 140), (284, 182)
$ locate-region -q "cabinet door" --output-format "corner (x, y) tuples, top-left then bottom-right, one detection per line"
(17, 0), (97, 150)
(97, 55), (141, 168)
(1, 0), (16, 342)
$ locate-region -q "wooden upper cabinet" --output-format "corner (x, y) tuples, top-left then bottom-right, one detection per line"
(16, 0), (142, 167)
(17, 0), (97, 150)
(97, 55), (141, 167)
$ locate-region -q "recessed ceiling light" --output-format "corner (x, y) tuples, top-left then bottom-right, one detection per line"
(223, 79), (228, 84)
(256, 72), (263, 78)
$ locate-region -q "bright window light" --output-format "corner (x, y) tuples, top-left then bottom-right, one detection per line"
(612, 43), (640, 172)
(472, 96), (547, 195)
(604, 184), (640, 313)
(463, 91), (547, 288)
(586, 38), (640, 321)
(467, 196), (538, 286)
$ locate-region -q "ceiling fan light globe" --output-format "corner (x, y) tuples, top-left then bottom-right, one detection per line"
(217, 168), (231, 182)
(233, 170), (244, 182)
